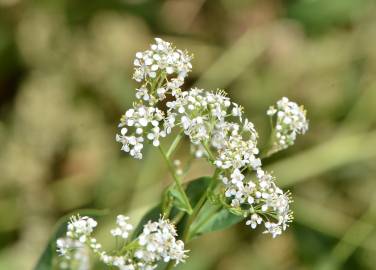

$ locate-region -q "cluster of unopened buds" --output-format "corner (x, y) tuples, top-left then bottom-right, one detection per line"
(57, 38), (308, 269)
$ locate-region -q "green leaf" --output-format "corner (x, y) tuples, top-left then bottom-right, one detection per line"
(132, 177), (212, 239)
(168, 185), (191, 213)
(133, 177), (211, 236)
(34, 209), (108, 270)
(133, 176), (243, 243)
(185, 177), (211, 207)
(184, 176), (245, 238)
(168, 177), (211, 214)
(190, 204), (244, 239)
(184, 176), (244, 238)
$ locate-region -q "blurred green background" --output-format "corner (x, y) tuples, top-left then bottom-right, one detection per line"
(0, 0), (376, 269)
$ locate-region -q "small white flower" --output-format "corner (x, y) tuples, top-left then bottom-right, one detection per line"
(246, 214), (262, 229)
(110, 215), (133, 240)
(264, 222), (282, 238)
(230, 169), (244, 185)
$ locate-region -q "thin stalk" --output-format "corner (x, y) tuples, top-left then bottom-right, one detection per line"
(260, 116), (278, 158)
(119, 239), (139, 254)
(166, 132), (184, 158)
(162, 187), (173, 216)
(172, 211), (185, 224)
(182, 168), (220, 242)
(161, 132), (184, 216)
(165, 261), (175, 270)
(159, 146), (193, 214)
(202, 142), (215, 162)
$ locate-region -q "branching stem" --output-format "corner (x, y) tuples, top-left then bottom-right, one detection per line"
(182, 168), (220, 242)
(159, 145), (193, 214)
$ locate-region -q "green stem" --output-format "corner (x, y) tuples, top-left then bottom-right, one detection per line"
(172, 211), (185, 224)
(260, 116), (279, 158)
(165, 261), (175, 270)
(159, 146), (193, 214)
(161, 132), (185, 216)
(119, 239), (139, 254)
(156, 72), (166, 89)
(162, 187), (173, 216)
(202, 142), (215, 162)
(182, 168), (220, 242)
(261, 147), (278, 159)
(166, 132), (184, 158)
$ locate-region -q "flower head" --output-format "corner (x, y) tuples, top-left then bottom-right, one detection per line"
(133, 38), (192, 83)
(136, 217), (188, 265)
(116, 104), (165, 159)
(221, 168), (293, 237)
(66, 215), (97, 243)
(267, 97), (308, 152)
(110, 215), (133, 239)
(133, 38), (192, 104)
(166, 88), (260, 169)
(56, 215), (187, 270)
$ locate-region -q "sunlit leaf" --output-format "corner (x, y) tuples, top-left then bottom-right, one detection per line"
(169, 185), (192, 213)
(190, 205), (244, 239)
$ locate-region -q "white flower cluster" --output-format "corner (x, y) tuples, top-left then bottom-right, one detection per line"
(56, 238), (90, 270)
(56, 216), (98, 270)
(111, 215), (134, 239)
(164, 86), (292, 237)
(117, 38), (193, 159)
(133, 37), (192, 104)
(116, 39), (308, 238)
(116, 104), (166, 159)
(165, 88), (261, 170)
(221, 168), (292, 238)
(66, 215), (98, 243)
(213, 120), (260, 170)
(56, 215), (187, 270)
(135, 218), (187, 265)
(267, 97), (308, 151)
(166, 89), (245, 143)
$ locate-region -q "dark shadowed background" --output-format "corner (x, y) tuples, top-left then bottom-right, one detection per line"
(0, 0), (376, 269)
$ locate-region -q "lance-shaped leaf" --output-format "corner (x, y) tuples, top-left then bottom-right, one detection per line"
(189, 205), (244, 239)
